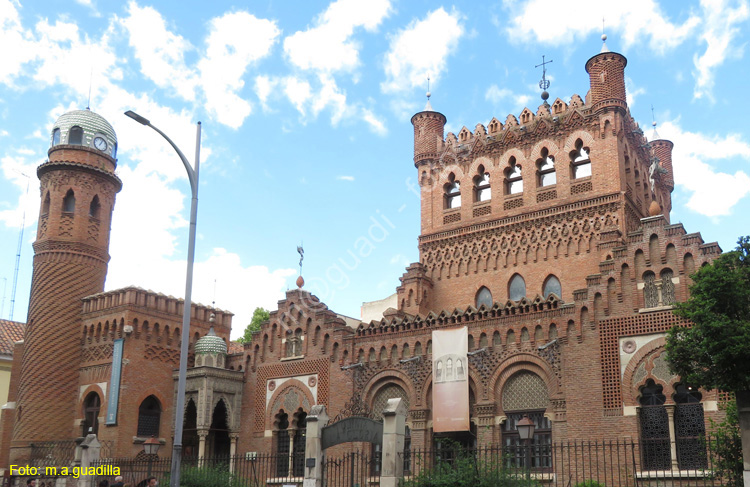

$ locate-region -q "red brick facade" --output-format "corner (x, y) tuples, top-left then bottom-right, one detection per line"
(1, 46), (724, 473)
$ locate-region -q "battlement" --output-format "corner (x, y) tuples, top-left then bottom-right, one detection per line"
(81, 286), (233, 327)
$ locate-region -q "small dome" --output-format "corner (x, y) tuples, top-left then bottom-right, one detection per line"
(51, 109), (118, 158)
(194, 328), (227, 355)
(648, 200), (662, 216)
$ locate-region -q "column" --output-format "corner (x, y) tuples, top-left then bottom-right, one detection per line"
(229, 433), (239, 473)
(381, 398), (407, 487)
(197, 429), (209, 466)
(665, 405), (679, 470)
(303, 405), (328, 487)
(475, 403), (496, 447)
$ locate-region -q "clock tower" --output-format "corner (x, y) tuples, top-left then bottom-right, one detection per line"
(10, 109), (122, 462)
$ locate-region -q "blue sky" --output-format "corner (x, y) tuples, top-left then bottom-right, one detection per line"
(0, 0), (748, 338)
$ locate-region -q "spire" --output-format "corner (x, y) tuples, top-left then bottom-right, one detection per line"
(424, 75), (433, 111)
(600, 33), (610, 53)
(650, 105), (661, 140)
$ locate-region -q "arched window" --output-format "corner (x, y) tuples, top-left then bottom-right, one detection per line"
(570, 139), (591, 179)
(42, 192), (50, 215)
(63, 189), (76, 213)
(643, 271), (658, 308)
(52, 128), (61, 146)
(673, 384), (707, 469)
(474, 167), (491, 202)
(292, 410), (307, 477)
(542, 275), (561, 299)
(370, 384), (410, 475)
(504, 157), (523, 195)
(509, 274), (526, 301)
(444, 174), (461, 209)
(639, 379), (670, 470)
(537, 148), (556, 186)
(89, 195), (101, 219)
(69, 126), (84, 145)
(661, 269), (675, 305)
(476, 286), (492, 308)
(82, 392), (101, 435)
(137, 395), (161, 437)
(274, 410), (291, 476)
(286, 329), (303, 358)
(502, 372), (551, 468)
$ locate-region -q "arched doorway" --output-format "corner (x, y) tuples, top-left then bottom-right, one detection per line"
(182, 399), (198, 458)
(82, 392), (101, 436)
(209, 399), (231, 458)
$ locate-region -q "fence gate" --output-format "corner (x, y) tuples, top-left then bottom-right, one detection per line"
(323, 450), (373, 487)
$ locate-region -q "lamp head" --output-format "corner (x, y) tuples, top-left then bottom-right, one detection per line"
(124, 110), (150, 126)
(516, 415), (536, 440)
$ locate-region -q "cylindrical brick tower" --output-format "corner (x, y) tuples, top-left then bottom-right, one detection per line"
(411, 101), (446, 168)
(650, 139), (675, 191)
(10, 109), (122, 462)
(585, 43), (628, 112)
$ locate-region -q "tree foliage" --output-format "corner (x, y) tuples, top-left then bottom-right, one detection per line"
(665, 236), (750, 392)
(708, 399), (743, 487)
(236, 307), (270, 344)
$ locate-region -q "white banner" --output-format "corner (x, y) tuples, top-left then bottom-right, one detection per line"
(432, 327), (470, 432)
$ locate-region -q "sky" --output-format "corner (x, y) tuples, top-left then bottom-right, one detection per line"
(0, 0), (748, 339)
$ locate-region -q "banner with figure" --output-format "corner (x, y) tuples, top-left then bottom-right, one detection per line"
(432, 327), (469, 432)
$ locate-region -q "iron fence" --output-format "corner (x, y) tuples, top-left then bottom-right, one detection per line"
(402, 438), (732, 487)
(29, 440), (114, 470)
(68, 437), (736, 487)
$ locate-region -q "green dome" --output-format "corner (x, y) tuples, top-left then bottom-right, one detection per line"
(51, 109), (117, 158)
(195, 328), (227, 355)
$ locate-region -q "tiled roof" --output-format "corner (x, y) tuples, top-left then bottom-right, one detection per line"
(227, 341), (244, 354)
(0, 319), (25, 355)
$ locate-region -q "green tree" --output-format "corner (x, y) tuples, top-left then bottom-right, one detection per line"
(665, 236), (750, 392)
(236, 307), (270, 344)
(665, 236), (750, 485)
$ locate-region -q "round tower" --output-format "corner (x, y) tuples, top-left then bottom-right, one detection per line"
(585, 36), (628, 111)
(410, 99), (446, 168)
(11, 109), (122, 460)
(650, 139), (675, 191)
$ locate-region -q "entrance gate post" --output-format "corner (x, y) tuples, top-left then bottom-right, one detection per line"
(380, 398), (407, 487)
(303, 405), (329, 487)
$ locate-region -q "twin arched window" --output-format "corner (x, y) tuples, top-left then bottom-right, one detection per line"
(571, 139), (591, 179)
(479, 274), (560, 305)
(444, 174), (461, 209)
(504, 158), (523, 195)
(543, 275), (561, 299)
(537, 148), (556, 187)
(474, 166), (491, 202)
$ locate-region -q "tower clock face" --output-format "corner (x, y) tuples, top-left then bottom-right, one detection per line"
(93, 136), (108, 151)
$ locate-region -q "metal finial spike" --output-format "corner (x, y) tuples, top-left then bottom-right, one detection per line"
(426, 75), (431, 100)
(536, 55), (552, 94)
(297, 244), (304, 275)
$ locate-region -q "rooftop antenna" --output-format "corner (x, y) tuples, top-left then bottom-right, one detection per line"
(1, 277), (7, 320)
(10, 170), (30, 321)
(536, 55), (553, 106)
(211, 278), (217, 308)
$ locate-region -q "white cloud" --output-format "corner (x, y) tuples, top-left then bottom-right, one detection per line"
(198, 11), (280, 129)
(283, 0), (391, 73)
(283, 77), (313, 116)
(361, 107), (387, 135)
(382, 7), (464, 94)
(0, 0), (37, 86)
(692, 0), (750, 100)
(659, 119), (750, 217)
(502, 0), (700, 54)
(336, 175), (355, 181)
(121, 1), (197, 100)
(625, 77), (646, 107)
(0, 153), (38, 229)
(485, 85), (532, 113)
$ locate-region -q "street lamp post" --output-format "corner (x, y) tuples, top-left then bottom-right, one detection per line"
(516, 415), (536, 483)
(125, 110), (201, 487)
(143, 436), (161, 479)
